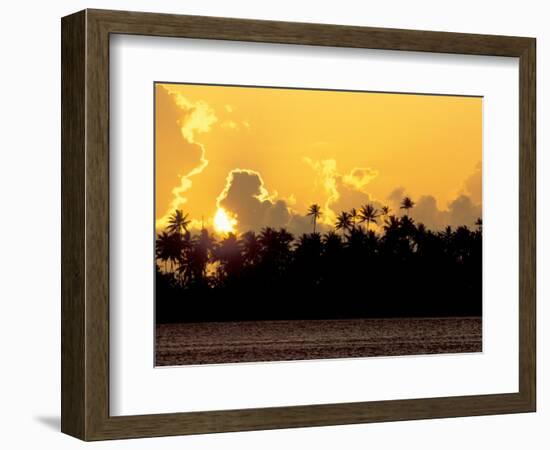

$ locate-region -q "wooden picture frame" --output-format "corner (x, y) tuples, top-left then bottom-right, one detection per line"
(61, 9), (536, 441)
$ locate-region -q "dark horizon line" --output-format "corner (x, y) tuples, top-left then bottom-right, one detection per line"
(154, 80), (484, 99)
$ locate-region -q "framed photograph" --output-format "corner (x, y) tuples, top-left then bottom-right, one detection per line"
(61, 9), (536, 440)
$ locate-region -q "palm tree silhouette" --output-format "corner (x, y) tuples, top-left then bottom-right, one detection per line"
(359, 204), (380, 232)
(400, 215), (416, 235)
(307, 204), (322, 234)
(335, 211), (353, 236)
(400, 197), (415, 216)
(349, 208), (359, 230)
(380, 205), (391, 220)
(475, 217), (482, 230)
(155, 200), (482, 324)
(166, 210), (190, 236)
(257, 227), (294, 279)
(155, 231), (184, 273)
(240, 231), (260, 265)
(155, 231), (171, 272)
(323, 230), (343, 250)
(258, 227), (277, 250)
(214, 233), (243, 280)
(383, 215), (401, 233)
(190, 228), (216, 280)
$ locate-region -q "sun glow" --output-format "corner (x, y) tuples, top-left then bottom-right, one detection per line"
(213, 208), (237, 234)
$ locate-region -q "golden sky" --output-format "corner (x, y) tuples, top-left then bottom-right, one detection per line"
(155, 83), (482, 235)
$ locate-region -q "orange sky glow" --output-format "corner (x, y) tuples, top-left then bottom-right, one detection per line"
(155, 83), (482, 236)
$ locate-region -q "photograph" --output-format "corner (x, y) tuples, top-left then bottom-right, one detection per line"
(50, 4), (537, 443)
(154, 82), (483, 366)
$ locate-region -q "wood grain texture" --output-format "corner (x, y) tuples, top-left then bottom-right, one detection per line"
(88, 8), (532, 56)
(61, 9), (536, 441)
(61, 10), (86, 439)
(85, 10), (111, 439)
(518, 39), (536, 409)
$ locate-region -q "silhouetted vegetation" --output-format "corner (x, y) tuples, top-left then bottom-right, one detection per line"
(156, 202), (482, 323)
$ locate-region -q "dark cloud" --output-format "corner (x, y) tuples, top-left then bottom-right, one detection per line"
(265, 200), (292, 228)
(413, 195), (446, 229)
(287, 213), (330, 236)
(217, 169), (329, 236)
(217, 170), (271, 231)
(387, 187), (407, 209)
(217, 164), (481, 236)
(331, 181), (371, 213)
(391, 192), (480, 230)
(448, 195), (481, 228)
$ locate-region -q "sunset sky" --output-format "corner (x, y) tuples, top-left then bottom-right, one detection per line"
(155, 83), (482, 235)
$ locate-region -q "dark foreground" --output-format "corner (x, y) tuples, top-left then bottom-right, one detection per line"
(155, 317), (482, 366)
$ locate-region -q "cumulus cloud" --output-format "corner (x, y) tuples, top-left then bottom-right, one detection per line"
(392, 192), (480, 230)
(156, 85), (218, 229)
(164, 86), (217, 144)
(217, 169), (289, 231)
(405, 162), (482, 230)
(387, 187), (407, 209)
(413, 195), (446, 229)
(213, 164), (480, 235)
(303, 157), (380, 225)
(303, 158), (339, 223)
(461, 161), (482, 204)
(343, 167), (379, 191)
(448, 195), (480, 227)
(215, 168), (327, 236)
(300, 158), (481, 231)
(287, 213), (330, 235)
(385, 183), (481, 230)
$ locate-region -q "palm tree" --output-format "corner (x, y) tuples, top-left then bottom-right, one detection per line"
(277, 228), (295, 249)
(439, 225), (454, 252)
(349, 208), (359, 230)
(323, 230), (343, 248)
(383, 215), (401, 233)
(257, 227), (294, 278)
(189, 228), (216, 280)
(241, 231), (261, 266)
(307, 204), (322, 234)
(380, 205), (391, 221)
(400, 215), (416, 235)
(258, 227), (277, 250)
(347, 225), (368, 250)
(166, 209), (190, 235)
(475, 217), (482, 231)
(155, 231), (171, 272)
(155, 231), (184, 273)
(214, 233), (242, 281)
(258, 227), (294, 256)
(359, 204), (380, 231)
(295, 232), (323, 261)
(400, 197), (415, 216)
(335, 211), (352, 236)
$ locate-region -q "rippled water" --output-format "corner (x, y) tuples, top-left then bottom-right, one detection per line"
(155, 317), (482, 366)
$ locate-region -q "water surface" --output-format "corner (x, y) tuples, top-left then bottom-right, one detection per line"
(155, 317), (482, 366)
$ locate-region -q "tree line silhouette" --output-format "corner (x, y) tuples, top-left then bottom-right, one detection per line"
(156, 197), (482, 323)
